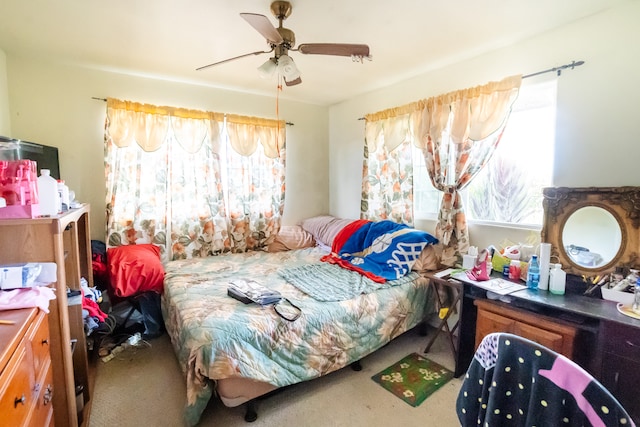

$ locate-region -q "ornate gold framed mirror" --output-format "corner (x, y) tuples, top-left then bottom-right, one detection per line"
(541, 187), (640, 278)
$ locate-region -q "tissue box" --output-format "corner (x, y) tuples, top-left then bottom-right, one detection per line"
(0, 262), (57, 290)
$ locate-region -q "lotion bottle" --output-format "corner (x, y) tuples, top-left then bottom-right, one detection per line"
(549, 263), (566, 295)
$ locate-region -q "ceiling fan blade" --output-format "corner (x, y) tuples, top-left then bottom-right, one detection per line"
(284, 76), (302, 87)
(240, 13), (284, 45)
(196, 49), (272, 71)
(296, 43), (370, 57)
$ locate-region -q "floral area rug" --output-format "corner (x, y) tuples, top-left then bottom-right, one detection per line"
(371, 352), (454, 407)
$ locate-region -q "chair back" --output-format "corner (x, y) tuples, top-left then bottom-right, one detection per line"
(456, 332), (635, 427)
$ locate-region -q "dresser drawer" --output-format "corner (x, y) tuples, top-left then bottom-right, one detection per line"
(27, 311), (50, 376)
(473, 299), (578, 357)
(602, 321), (640, 360)
(27, 359), (54, 427)
(0, 342), (35, 427)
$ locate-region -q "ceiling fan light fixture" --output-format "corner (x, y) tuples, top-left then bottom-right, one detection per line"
(257, 58), (277, 78)
(277, 54), (300, 81)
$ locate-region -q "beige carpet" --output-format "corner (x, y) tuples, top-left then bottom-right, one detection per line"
(89, 326), (463, 427)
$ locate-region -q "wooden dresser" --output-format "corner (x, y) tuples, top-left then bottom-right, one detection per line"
(453, 278), (640, 425)
(0, 206), (94, 426)
(0, 308), (54, 427)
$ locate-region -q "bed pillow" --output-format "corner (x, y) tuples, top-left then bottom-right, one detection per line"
(411, 243), (443, 273)
(300, 215), (355, 248)
(107, 244), (165, 298)
(267, 225), (316, 252)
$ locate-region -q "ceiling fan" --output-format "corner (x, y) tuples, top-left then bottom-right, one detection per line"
(196, 1), (372, 87)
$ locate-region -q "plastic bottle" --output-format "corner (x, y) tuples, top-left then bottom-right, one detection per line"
(549, 263), (566, 295)
(502, 264), (510, 278)
(526, 255), (540, 290)
(508, 260), (521, 281)
(37, 169), (60, 216)
(632, 277), (640, 314)
(57, 179), (70, 211)
(538, 243), (551, 291)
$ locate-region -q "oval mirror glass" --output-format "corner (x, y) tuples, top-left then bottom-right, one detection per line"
(561, 206), (622, 268)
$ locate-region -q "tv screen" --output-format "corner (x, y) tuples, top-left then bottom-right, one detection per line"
(0, 137), (60, 180)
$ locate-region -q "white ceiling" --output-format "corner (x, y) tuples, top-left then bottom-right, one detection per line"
(0, 0), (626, 106)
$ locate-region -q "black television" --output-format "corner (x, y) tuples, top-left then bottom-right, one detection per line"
(0, 136), (61, 179)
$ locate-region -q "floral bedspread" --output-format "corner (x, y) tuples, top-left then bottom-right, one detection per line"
(162, 247), (435, 426)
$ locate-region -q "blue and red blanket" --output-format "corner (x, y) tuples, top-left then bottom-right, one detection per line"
(321, 220), (438, 283)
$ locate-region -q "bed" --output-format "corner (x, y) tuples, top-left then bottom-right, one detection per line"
(161, 217), (441, 426)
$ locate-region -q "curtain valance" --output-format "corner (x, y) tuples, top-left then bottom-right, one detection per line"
(364, 75), (522, 152)
(364, 103), (419, 152)
(106, 98), (285, 157)
(226, 114), (286, 158)
(106, 98), (225, 120)
(106, 98), (223, 154)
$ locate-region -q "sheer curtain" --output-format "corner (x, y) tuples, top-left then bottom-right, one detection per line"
(413, 76), (521, 265)
(104, 98), (286, 261)
(224, 114), (286, 253)
(362, 108), (416, 225)
(361, 75), (521, 265)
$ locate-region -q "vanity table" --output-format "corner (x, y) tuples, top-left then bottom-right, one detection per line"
(455, 280), (640, 424)
(448, 186), (640, 425)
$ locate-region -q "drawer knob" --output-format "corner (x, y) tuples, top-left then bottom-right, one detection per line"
(625, 339), (640, 349)
(43, 385), (53, 405)
(41, 338), (49, 345)
(14, 394), (26, 407)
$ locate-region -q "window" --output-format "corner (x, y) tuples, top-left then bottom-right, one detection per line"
(413, 79), (557, 227)
(104, 100), (285, 260)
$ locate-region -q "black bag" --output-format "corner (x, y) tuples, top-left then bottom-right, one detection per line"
(109, 292), (164, 339)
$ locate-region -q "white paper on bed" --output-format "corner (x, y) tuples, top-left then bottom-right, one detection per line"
(452, 272), (525, 295)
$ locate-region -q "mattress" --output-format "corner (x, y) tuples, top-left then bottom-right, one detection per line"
(161, 246), (434, 426)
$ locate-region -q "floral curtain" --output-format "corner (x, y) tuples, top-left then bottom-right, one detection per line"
(412, 76), (521, 265)
(104, 98), (286, 261)
(361, 112), (415, 225)
(362, 75), (521, 266)
(224, 114), (286, 253)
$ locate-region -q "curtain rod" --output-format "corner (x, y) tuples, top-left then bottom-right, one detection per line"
(522, 59), (584, 79)
(357, 60), (585, 120)
(91, 97), (294, 126)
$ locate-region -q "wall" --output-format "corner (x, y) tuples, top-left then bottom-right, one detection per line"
(329, 2), (640, 251)
(5, 57), (329, 239)
(0, 50), (10, 136)
(5, 2), (639, 246)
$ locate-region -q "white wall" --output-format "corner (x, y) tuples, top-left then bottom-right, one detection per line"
(6, 58), (329, 239)
(0, 50), (10, 136)
(329, 2), (640, 250)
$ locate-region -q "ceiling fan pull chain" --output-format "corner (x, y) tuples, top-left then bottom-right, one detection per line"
(276, 82), (282, 156)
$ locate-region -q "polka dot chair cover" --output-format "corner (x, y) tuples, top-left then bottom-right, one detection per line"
(456, 332), (635, 427)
